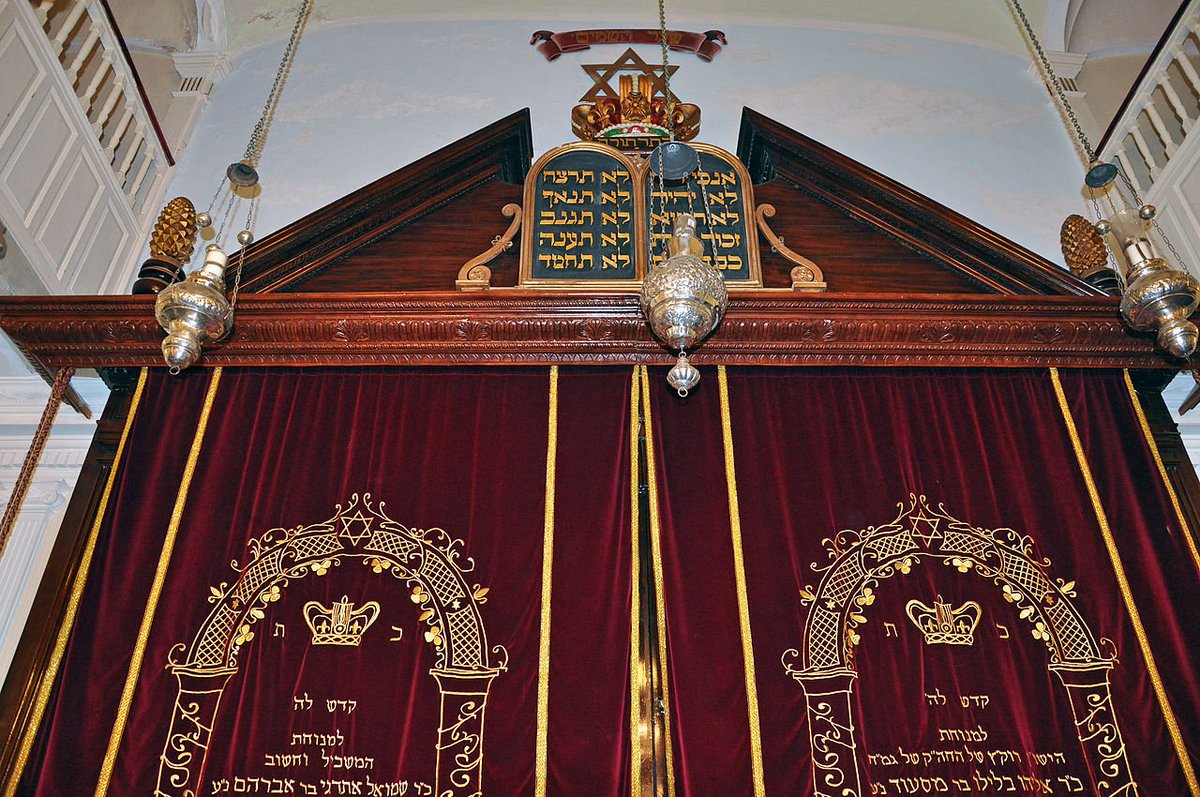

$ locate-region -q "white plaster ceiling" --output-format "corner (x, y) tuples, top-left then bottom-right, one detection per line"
(218, 0), (1050, 54)
(1067, 0), (1181, 55)
(113, 0), (1061, 55)
(108, 0), (196, 51)
(108, 0), (1183, 66)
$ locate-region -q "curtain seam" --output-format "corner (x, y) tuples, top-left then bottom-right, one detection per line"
(629, 366), (644, 797)
(1051, 367), (1200, 796)
(639, 366), (676, 797)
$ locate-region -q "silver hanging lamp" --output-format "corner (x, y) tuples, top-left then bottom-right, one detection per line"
(638, 0), (729, 396)
(1009, 0), (1200, 357)
(640, 214), (728, 396)
(151, 0), (314, 372)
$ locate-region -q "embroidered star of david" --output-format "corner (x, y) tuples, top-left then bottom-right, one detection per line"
(579, 48), (679, 103)
(338, 509), (375, 545)
(908, 508), (943, 548)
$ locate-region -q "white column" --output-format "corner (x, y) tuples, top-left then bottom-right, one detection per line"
(1044, 50), (1101, 147)
(164, 51), (230, 158)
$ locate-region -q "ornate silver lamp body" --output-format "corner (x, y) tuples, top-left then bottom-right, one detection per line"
(1106, 206), (1200, 357)
(154, 244), (234, 373)
(639, 214), (729, 396)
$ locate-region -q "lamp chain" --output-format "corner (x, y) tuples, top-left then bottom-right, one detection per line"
(227, 195), (258, 312)
(1011, 0), (1191, 274)
(657, 0), (675, 142)
(243, 0), (314, 167)
(1007, 0), (1096, 164)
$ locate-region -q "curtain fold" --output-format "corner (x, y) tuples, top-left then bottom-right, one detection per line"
(646, 366), (1197, 795)
(13, 367), (216, 796)
(1057, 369), (1200, 776)
(14, 367), (636, 797)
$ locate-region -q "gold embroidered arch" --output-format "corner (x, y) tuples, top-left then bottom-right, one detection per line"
(156, 493), (504, 797)
(782, 495), (1138, 797)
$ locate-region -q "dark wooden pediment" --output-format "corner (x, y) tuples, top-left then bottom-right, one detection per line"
(737, 108), (1101, 297)
(234, 109), (532, 294)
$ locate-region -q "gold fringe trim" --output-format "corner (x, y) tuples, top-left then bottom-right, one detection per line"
(639, 366), (676, 797)
(95, 367), (224, 797)
(534, 366), (558, 797)
(1051, 368), (1200, 796)
(717, 367), (766, 797)
(629, 368), (644, 797)
(1122, 370), (1200, 579)
(2, 369), (149, 797)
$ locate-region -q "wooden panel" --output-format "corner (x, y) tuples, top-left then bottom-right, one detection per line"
(1, 92), (74, 227)
(41, 157), (102, 270)
(293, 179), (524, 293)
(0, 6), (44, 150)
(752, 180), (983, 293)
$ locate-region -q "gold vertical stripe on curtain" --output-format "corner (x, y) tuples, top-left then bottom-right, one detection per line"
(716, 367), (766, 797)
(1122, 370), (1200, 579)
(534, 366), (559, 797)
(2, 368), (150, 797)
(1051, 368), (1200, 796)
(96, 367), (224, 797)
(629, 367), (644, 797)
(639, 366), (676, 797)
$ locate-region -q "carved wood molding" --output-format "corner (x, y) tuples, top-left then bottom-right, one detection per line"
(0, 292), (1184, 370)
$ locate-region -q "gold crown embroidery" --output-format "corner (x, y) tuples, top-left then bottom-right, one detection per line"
(303, 595), (381, 646)
(905, 595), (982, 646)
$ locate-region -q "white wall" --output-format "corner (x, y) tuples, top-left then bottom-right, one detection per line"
(155, 18), (1090, 275)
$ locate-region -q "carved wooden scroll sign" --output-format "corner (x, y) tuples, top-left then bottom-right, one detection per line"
(530, 29), (727, 61)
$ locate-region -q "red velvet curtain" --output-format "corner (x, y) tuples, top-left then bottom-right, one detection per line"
(1057, 370), (1200, 765)
(647, 366), (1199, 795)
(16, 367), (636, 796)
(14, 364), (1200, 796)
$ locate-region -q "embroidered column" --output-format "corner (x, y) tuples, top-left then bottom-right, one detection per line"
(1050, 662), (1139, 796)
(793, 668), (863, 797)
(431, 668), (501, 797)
(156, 665), (236, 796)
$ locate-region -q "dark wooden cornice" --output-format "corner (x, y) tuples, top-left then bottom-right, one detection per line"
(0, 292), (1182, 371)
(229, 109), (533, 294)
(736, 108), (1102, 298)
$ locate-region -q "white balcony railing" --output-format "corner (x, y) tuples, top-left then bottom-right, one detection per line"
(1099, 0), (1200, 278)
(0, 0), (172, 294)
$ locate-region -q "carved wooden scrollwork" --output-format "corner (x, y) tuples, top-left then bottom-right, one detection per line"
(456, 203), (522, 291)
(755, 203), (827, 293)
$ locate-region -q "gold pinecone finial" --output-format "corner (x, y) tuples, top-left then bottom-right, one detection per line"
(149, 197), (198, 265)
(1060, 214), (1108, 277)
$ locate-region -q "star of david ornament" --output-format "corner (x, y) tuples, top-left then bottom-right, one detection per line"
(908, 508), (942, 548)
(338, 509), (375, 545)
